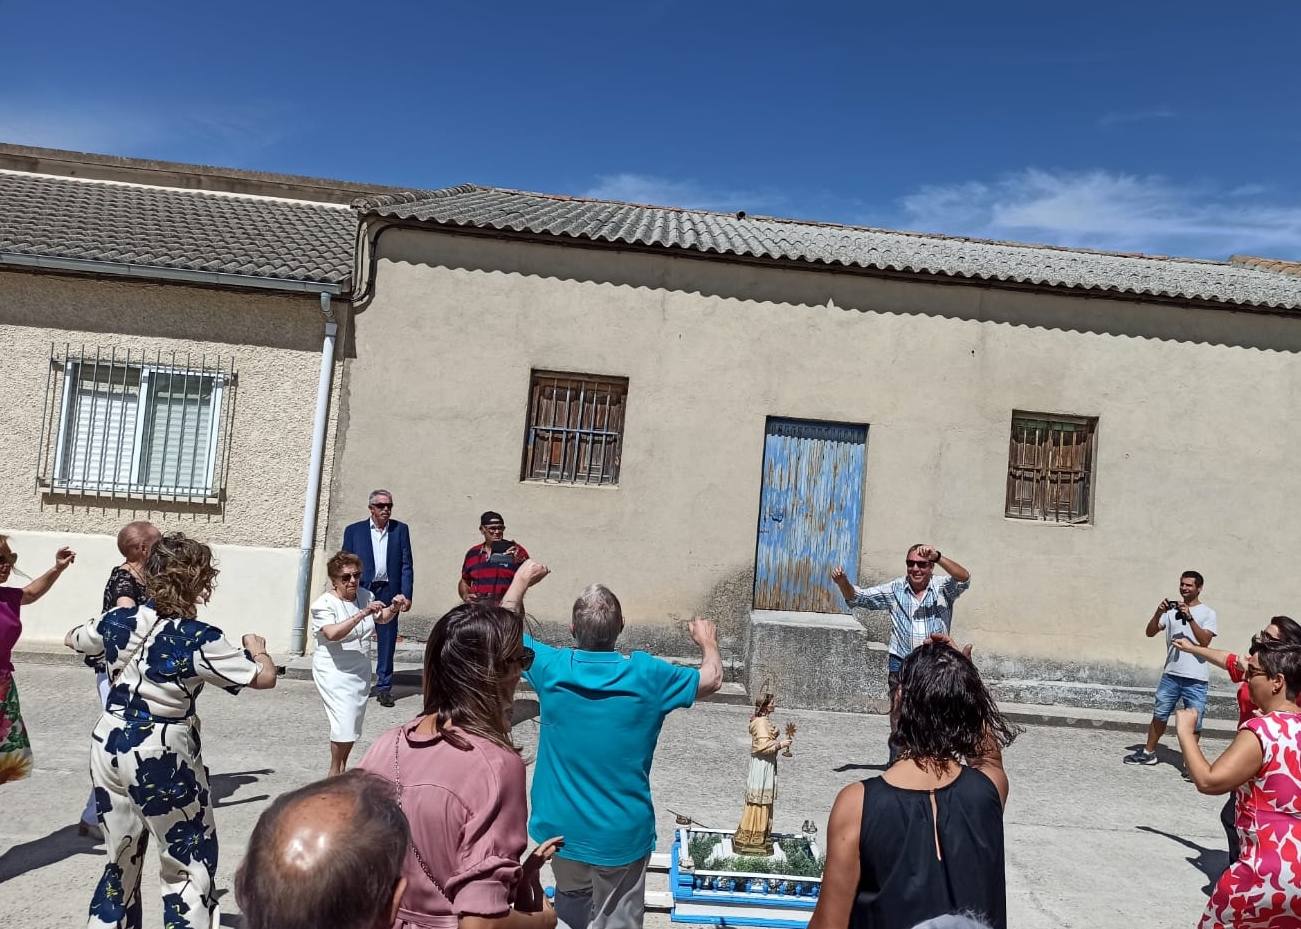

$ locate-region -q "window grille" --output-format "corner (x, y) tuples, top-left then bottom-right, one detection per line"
(1005, 412), (1096, 523)
(522, 371), (627, 486)
(37, 345), (236, 502)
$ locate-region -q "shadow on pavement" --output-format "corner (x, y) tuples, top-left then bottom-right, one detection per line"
(1136, 824), (1227, 896)
(211, 768), (274, 808)
(0, 823), (102, 884)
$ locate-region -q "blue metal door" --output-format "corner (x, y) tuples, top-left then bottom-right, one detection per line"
(753, 418), (867, 613)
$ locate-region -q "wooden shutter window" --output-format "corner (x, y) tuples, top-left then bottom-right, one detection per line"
(522, 371), (628, 486)
(1005, 413), (1096, 523)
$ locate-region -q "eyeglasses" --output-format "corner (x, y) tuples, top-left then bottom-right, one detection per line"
(337, 571), (362, 581)
(905, 559), (932, 569)
(483, 525), (505, 532)
(510, 647), (535, 671)
(370, 502), (393, 510)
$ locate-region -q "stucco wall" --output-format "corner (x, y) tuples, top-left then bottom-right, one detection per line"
(331, 229), (1301, 680)
(0, 270), (344, 648)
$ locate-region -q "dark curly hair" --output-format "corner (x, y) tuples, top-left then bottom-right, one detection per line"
(890, 642), (1021, 772)
(421, 601), (526, 752)
(145, 532), (218, 617)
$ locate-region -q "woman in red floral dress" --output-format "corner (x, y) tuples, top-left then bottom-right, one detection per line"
(1177, 637), (1301, 929)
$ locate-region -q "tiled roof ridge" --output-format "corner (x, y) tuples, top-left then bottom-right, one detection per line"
(0, 168), (353, 210)
(376, 183), (1249, 270)
(352, 185), (482, 213)
(1231, 254), (1301, 277)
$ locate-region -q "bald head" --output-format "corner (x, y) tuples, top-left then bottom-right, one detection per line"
(116, 521), (160, 561)
(236, 772), (408, 929)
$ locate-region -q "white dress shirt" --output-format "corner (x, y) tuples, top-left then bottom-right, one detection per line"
(369, 520), (390, 583)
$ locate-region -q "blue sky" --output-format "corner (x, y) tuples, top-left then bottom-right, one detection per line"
(3, 1), (1299, 259)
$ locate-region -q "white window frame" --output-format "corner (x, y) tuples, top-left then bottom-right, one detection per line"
(51, 361), (226, 497)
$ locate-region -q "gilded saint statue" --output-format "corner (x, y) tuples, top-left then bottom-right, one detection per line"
(732, 693), (793, 856)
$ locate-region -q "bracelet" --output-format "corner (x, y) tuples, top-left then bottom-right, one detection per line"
(932, 550), (942, 563)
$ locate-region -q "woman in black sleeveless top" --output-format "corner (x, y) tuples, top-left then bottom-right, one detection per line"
(810, 637), (1020, 929)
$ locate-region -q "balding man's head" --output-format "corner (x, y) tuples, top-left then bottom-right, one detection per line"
(116, 520), (160, 561)
(235, 772), (408, 929)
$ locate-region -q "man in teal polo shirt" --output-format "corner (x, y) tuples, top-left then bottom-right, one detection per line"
(523, 582), (722, 929)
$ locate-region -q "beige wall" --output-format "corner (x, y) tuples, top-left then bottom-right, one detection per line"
(0, 270), (345, 649)
(331, 229), (1301, 679)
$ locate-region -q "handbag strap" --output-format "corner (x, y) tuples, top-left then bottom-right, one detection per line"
(109, 614), (162, 686)
(393, 723), (452, 902)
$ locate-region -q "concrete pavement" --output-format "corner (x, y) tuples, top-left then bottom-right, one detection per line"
(1, 663), (1234, 928)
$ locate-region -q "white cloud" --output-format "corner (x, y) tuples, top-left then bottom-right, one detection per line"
(584, 173), (784, 215)
(897, 168), (1301, 259)
(1097, 108), (1176, 128)
(0, 99), (292, 163)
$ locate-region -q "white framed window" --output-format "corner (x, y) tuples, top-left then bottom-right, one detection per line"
(41, 347), (235, 501)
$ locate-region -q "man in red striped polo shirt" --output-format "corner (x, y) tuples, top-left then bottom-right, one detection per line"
(458, 511), (531, 603)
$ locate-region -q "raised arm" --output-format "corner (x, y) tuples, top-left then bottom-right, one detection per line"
(1176, 710), (1262, 795)
(1171, 638), (1232, 671)
(22, 546), (76, 605)
(689, 617), (722, 698)
(501, 560), (549, 616)
(915, 546), (969, 584)
(829, 566), (891, 611)
(1145, 600), (1168, 638)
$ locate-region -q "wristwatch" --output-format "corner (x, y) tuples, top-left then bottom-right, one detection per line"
(932, 550), (942, 564)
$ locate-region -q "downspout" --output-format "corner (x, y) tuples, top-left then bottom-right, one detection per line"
(291, 291), (338, 654)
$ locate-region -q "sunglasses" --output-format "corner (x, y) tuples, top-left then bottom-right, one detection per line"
(370, 502), (393, 510)
(0, 552), (15, 566)
(483, 524), (505, 532)
(337, 571), (363, 581)
(511, 647), (535, 671)
(905, 559), (932, 569)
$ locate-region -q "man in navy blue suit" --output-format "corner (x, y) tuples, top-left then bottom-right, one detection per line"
(341, 488), (414, 707)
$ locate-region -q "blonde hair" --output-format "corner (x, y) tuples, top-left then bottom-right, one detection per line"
(145, 532), (218, 617)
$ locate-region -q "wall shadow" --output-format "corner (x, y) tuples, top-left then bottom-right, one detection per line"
(375, 228), (1301, 354)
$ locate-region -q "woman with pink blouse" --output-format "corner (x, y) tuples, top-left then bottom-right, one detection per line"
(359, 561), (558, 929)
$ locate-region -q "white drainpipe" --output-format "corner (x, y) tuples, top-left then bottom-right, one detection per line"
(291, 292), (338, 654)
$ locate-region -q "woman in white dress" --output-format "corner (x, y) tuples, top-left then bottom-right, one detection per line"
(311, 551), (398, 776)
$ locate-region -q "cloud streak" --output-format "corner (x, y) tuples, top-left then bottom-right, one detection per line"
(897, 168), (1301, 259)
(583, 173), (785, 215)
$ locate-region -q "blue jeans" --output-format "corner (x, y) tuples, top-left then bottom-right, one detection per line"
(370, 580), (398, 693)
(1152, 673), (1208, 730)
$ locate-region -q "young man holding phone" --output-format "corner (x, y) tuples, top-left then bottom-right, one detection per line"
(459, 511), (531, 603)
(1124, 570), (1217, 766)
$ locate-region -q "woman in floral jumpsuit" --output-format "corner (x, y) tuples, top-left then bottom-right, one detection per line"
(67, 532), (278, 929)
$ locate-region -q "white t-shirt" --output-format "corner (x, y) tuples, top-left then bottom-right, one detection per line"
(1160, 603), (1217, 681)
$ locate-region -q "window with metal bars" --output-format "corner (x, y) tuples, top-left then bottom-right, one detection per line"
(522, 371), (627, 486)
(1005, 412), (1097, 523)
(37, 345), (237, 502)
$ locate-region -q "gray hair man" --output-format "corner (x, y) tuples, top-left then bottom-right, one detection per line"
(235, 771), (409, 929)
(507, 565), (722, 929)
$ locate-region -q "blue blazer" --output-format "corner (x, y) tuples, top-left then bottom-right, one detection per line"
(341, 518), (414, 601)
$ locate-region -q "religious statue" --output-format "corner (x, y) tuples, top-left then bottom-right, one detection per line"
(732, 692), (794, 856)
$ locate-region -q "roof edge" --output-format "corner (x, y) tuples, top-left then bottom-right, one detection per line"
(0, 250), (346, 295)
(0, 142), (405, 206)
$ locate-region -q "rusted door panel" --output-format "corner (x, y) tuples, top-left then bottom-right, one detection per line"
(753, 418), (867, 613)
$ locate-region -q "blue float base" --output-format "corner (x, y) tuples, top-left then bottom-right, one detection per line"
(667, 828), (822, 928)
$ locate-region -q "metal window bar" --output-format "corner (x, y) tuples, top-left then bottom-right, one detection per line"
(38, 344), (237, 501)
(522, 372), (627, 485)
